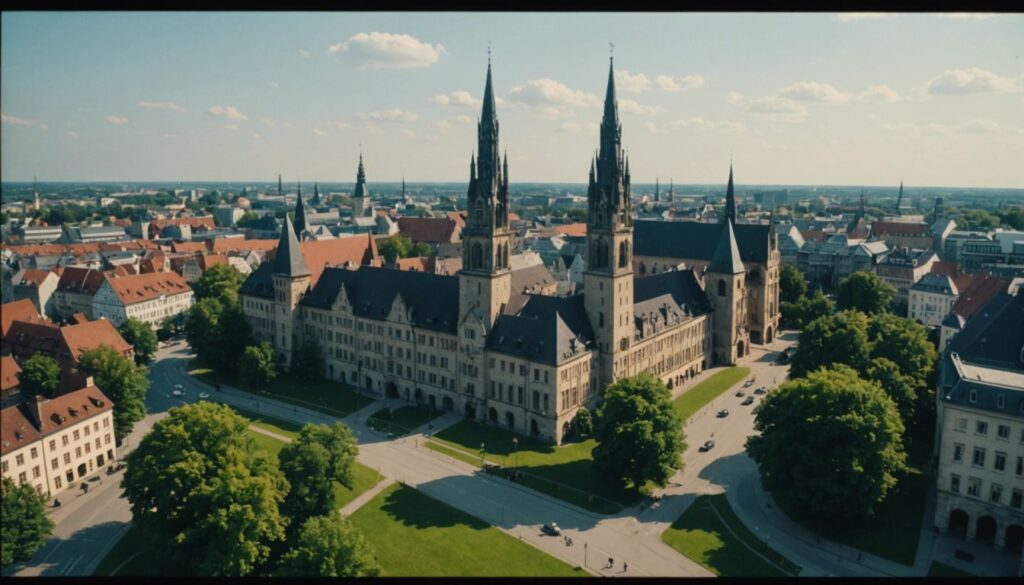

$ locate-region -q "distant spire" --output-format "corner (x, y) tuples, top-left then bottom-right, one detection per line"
(278, 173), (283, 197)
(313, 180), (320, 205)
(724, 162), (736, 224)
(481, 53), (498, 129)
(354, 153), (369, 199)
(402, 176), (406, 198)
(293, 179), (307, 236)
(654, 177), (660, 202)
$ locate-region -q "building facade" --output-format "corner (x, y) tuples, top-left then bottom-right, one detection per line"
(876, 248), (939, 316)
(239, 58), (747, 444)
(909, 273), (959, 328)
(91, 271), (194, 328)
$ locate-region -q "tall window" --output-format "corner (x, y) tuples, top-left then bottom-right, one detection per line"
(718, 279), (727, 297)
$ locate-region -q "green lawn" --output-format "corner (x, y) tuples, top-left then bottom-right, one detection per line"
(348, 483), (586, 576)
(231, 405), (303, 439)
(662, 495), (799, 577)
(92, 526), (173, 576)
(428, 419), (632, 514)
(928, 561), (976, 577)
(367, 405), (443, 436)
(673, 367), (751, 421)
(775, 469), (929, 566)
(189, 361), (375, 417)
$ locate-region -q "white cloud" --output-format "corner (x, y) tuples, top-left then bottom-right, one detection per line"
(726, 91), (747, 106)
(137, 100), (186, 112)
(66, 130), (78, 138)
(857, 85), (905, 103)
(744, 96), (808, 122)
(328, 121), (351, 130)
(935, 13), (994, 20)
(924, 67), (1023, 96)
(1, 112), (46, 129)
(429, 90), (481, 108)
(299, 49), (311, 59)
(655, 74), (705, 92)
(777, 81), (851, 104)
(618, 99), (662, 116)
(208, 105), (248, 120)
(434, 120), (450, 131)
(357, 108), (418, 122)
(223, 124), (238, 131)
(106, 115), (130, 125)
(328, 32), (443, 69)
(559, 122), (582, 133)
(260, 117), (276, 128)
(313, 128), (326, 136)
(615, 70), (652, 94)
(832, 13), (895, 22)
(508, 79), (599, 108)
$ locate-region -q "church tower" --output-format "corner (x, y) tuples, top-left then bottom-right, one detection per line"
(707, 218), (747, 365)
(354, 153), (371, 217)
(271, 215), (311, 366)
(458, 57), (513, 333)
(293, 180), (308, 237)
(654, 177), (660, 203)
(723, 163), (737, 224)
(584, 55), (634, 385)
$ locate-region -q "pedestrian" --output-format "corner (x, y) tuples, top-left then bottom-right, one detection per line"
(623, 561), (628, 573)
(608, 557), (613, 569)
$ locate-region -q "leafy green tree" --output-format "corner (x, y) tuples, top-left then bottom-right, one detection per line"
(18, 353), (61, 398)
(836, 271), (895, 315)
(997, 207), (1024, 230)
(290, 339), (324, 383)
(779, 264), (808, 304)
(185, 297), (223, 362)
(780, 288), (835, 330)
(77, 345), (149, 441)
(118, 317), (158, 365)
(240, 342), (277, 390)
(867, 314), (938, 389)
(572, 407), (593, 439)
(236, 211), (259, 228)
(121, 402), (288, 576)
(866, 357), (918, 432)
(789, 310), (871, 379)
(745, 365), (907, 523)
(410, 241), (433, 257)
(218, 303), (254, 372)
(377, 235), (413, 264)
(185, 298), (252, 374)
(156, 313), (186, 341)
(1, 476), (54, 567)
(593, 372), (685, 492)
(195, 264), (245, 306)
(278, 423), (358, 529)
(275, 515), (380, 577)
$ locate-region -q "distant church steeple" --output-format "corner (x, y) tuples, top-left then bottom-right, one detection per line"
(278, 174), (283, 197)
(312, 181), (321, 206)
(654, 177), (660, 203)
(293, 179), (307, 237)
(723, 163), (736, 224)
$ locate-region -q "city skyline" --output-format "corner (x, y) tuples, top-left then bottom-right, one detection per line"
(2, 12), (1023, 187)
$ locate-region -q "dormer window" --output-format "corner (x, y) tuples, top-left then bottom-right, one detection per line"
(969, 389), (977, 404)
(996, 394), (1005, 409)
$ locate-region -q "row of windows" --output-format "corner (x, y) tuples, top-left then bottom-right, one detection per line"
(3, 433), (112, 474)
(952, 443), (1024, 476)
(954, 418), (1023, 440)
(948, 474), (1023, 509)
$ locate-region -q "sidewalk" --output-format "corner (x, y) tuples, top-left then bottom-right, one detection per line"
(339, 477), (396, 517)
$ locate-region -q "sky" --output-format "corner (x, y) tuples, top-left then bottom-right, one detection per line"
(2, 12), (1023, 187)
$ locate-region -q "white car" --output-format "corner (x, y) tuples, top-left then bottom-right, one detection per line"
(173, 384), (183, 390)
(171, 389), (184, 397)
(199, 392), (210, 399)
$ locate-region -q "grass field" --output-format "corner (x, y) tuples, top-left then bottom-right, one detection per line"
(673, 367), (750, 421)
(348, 483), (586, 576)
(928, 561), (975, 577)
(367, 405), (443, 436)
(427, 419), (631, 514)
(231, 405), (304, 439)
(189, 361), (374, 417)
(775, 469), (929, 566)
(662, 495), (799, 577)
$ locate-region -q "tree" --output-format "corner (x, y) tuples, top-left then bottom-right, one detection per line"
(789, 310), (871, 379)
(185, 297), (223, 362)
(1, 476), (54, 567)
(867, 313), (938, 389)
(572, 407), (593, 439)
(18, 353), (60, 398)
(275, 515), (380, 577)
(77, 345), (149, 441)
(593, 372), (685, 492)
(236, 211), (260, 228)
(121, 402), (288, 576)
(745, 365), (907, 523)
(836, 271), (895, 315)
(779, 264), (808, 304)
(195, 264), (245, 306)
(157, 313), (186, 341)
(377, 235), (413, 264)
(780, 288), (834, 330)
(240, 343), (277, 390)
(290, 339), (324, 383)
(218, 303), (254, 373)
(278, 423), (359, 530)
(185, 298), (252, 374)
(118, 317), (158, 365)
(866, 357), (918, 432)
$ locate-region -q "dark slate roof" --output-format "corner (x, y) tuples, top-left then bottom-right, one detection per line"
(944, 377), (1024, 418)
(272, 215), (311, 277)
(946, 292), (1024, 370)
(487, 294), (594, 365)
(633, 269), (711, 330)
(239, 262), (275, 299)
(633, 220), (770, 264)
(708, 220), (744, 274)
(301, 266), (459, 334)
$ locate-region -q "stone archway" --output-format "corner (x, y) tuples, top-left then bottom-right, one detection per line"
(442, 396), (454, 411)
(948, 509), (969, 539)
(385, 382), (399, 399)
(414, 388), (424, 402)
(1005, 524), (1024, 556)
(465, 402), (477, 420)
(976, 515), (997, 545)
(428, 395), (437, 410)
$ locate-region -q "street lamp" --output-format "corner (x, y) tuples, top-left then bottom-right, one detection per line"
(512, 437), (519, 467)
(480, 442), (486, 466)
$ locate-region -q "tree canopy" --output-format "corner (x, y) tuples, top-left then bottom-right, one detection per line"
(290, 339), (324, 382)
(194, 263), (245, 306)
(278, 423), (359, 531)
(780, 288), (834, 330)
(18, 353), (61, 398)
(240, 342), (277, 390)
(377, 234), (433, 264)
(779, 264), (808, 304)
(745, 365), (907, 523)
(118, 317), (158, 365)
(77, 345), (149, 441)
(1, 476), (54, 567)
(185, 297), (253, 374)
(122, 402), (288, 576)
(275, 514), (380, 577)
(789, 310), (871, 379)
(593, 372), (685, 492)
(836, 271), (895, 316)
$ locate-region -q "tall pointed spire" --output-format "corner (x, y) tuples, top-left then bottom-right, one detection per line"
(293, 179), (307, 236)
(481, 55), (498, 131)
(724, 162), (737, 224)
(353, 153), (369, 199)
(654, 177), (660, 203)
(272, 215), (310, 277)
(465, 54), (508, 235)
(589, 51), (629, 229)
(401, 176), (406, 199)
(312, 180), (320, 206)
(709, 219), (744, 274)
(277, 173), (283, 197)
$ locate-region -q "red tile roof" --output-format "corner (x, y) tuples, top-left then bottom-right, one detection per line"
(294, 234), (381, 285)
(15, 269), (54, 287)
(1, 405), (42, 456)
(106, 271), (192, 305)
(397, 217), (460, 244)
(553, 223), (587, 237)
(952, 273), (1011, 321)
(395, 256), (435, 273)
(150, 217), (216, 234)
(1, 299), (47, 337)
(210, 238), (278, 254)
(1, 355), (21, 392)
(171, 242), (208, 254)
(33, 385), (114, 436)
(55, 266), (110, 295)
(60, 318), (133, 362)
(197, 253), (229, 271)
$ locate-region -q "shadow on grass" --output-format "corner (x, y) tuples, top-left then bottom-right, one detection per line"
(378, 483), (489, 532)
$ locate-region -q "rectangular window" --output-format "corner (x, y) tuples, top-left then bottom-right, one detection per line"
(64, 453), (71, 465)
(32, 466), (40, 479)
(49, 440), (56, 451)
(952, 443), (964, 462)
(55, 476), (62, 489)
(30, 447), (38, 459)
(975, 421), (988, 435)
(995, 452), (1007, 472)
(997, 425), (1010, 439)
(73, 430), (80, 441)
(1017, 456), (1023, 477)
(1012, 489), (1023, 509)
(15, 454), (24, 465)
(967, 477), (981, 498)
(63, 435), (69, 446)
(949, 474), (960, 493)
(76, 447), (82, 458)
(973, 448), (986, 467)
(990, 484), (1002, 504)
(51, 458), (59, 470)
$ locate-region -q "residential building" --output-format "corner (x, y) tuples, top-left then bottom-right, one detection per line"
(909, 273), (959, 328)
(52, 266), (110, 320)
(870, 221), (933, 250)
(1, 355), (22, 408)
(796, 233), (889, 291)
(17, 225), (63, 244)
(776, 224), (806, 267)
(939, 271), (1012, 351)
(933, 291), (1024, 556)
(1, 298), (50, 338)
(91, 271), (194, 328)
(63, 225), (127, 244)
(1, 315), (133, 373)
(11, 268), (59, 319)
(876, 248), (939, 315)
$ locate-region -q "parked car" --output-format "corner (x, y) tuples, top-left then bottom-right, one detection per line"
(542, 522), (562, 536)
(717, 409), (729, 418)
(171, 389), (184, 397)
(735, 390), (745, 397)
(700, 439), (716, 452)
(744, 379), (755, 387)
(173, 384), (183, 390)
(742, 396), (755, 406)
(198, 392), (210, 399)
(754, 387), (767, 395)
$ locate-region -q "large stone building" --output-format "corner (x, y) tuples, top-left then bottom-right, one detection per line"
(933, 291), (1024, 557)
(240, 58), (754, 443)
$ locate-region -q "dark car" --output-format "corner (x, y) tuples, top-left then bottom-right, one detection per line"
(542, 522), (562, 536)
(754, 387), (767, 395)
(742, 396), (755, 406)
(735, 389), (745, 397)
(699, 440), (715, 452)
(717, 409), (729, 418)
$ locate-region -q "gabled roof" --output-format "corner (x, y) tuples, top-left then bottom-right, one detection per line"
(32, 385), (115, 438)
(870, 221), (930, 236)
(60, 318), (133, 361)
(633, 220), (771, 264)
(14, 268), (56, 287)
(708, 220), (744, 274)
(397, 217), (460, 244)
(301, 266), (459, 334)
(912, 273), (957, 295)
(1, 405), (41, 456)
(633, 269), (711, 323)
(951, 273), (1011, 321)
(947, 292), (1023, 369)
(55, 266), (110, 295)
(510, 264), (557, 294)
(1, 355), (21, 392)
(210, 238), (278, 254)
(271, 215), (312, 277)
(106, 271), (192, 305)
(1, 299), (47, 337)
(487, 294), (594, 365)
(553, 223), (587, 237)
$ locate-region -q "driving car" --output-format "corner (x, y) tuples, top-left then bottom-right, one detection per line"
(541, 522), (562, 536)
(717, 409), (729, 418)
(754, 387), (767, 395)
(735, 389), (746, 397)
(198, 392), (210, 399)
(742, 396), (755, 406)
(699, 439), (715, 452)
(171, 389), (184, 397)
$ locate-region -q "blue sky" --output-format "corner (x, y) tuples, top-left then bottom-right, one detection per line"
(2, 12), (1023, 187)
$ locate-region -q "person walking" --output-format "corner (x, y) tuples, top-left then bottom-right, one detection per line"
(623, 561), (628, 573)
(607, 557), (613, 569)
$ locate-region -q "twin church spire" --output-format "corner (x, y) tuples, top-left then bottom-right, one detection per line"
(589, 56), (632, 231)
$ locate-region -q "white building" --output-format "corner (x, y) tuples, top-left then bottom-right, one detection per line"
(92, 271), (194, 328)
(909, 273), (959, 328)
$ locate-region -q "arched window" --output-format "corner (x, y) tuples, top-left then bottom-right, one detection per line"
(471, 243), (483, 270)
(717, 279), (727, 297)
(639, 263), (646, 275)
(618, 241), (628, 268)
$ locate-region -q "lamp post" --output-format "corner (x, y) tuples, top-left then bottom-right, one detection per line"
(480, 442), (486, 466)
(512, 437), (519, 468)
